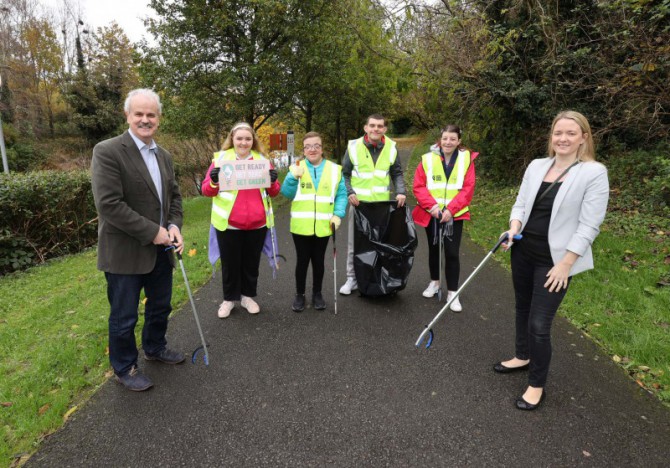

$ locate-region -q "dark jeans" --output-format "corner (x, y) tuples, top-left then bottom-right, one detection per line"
(105, 247), (173, 377)
(216, 227), (267, 301)
(292, 233), (331, 295)
(424, 219), (463, 290)
(511, 243), (570, 387)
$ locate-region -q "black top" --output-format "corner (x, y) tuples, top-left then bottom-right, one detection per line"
(520, 181), (562, 266)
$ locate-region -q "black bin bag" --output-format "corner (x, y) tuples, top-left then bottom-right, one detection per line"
(353, 201), (418, 297)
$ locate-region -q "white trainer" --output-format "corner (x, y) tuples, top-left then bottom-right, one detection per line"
(422, 281), (440, 298)
(448, 291), (462, 312)
(241, 296), (260, 314)
(217, 301), (234, 318)
(339, 277), (358, 295)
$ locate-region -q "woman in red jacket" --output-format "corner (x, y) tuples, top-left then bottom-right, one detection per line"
(201, 122), (281, 318)
(411, 125), (477, 311)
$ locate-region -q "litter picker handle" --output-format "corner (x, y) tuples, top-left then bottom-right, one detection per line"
(491, 233), (523, 254)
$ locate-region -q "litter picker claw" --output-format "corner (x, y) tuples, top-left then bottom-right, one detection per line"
(415, 233), (522, 349)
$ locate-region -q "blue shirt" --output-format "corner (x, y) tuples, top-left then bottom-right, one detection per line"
(128, 130), (176, 230)
(281, 159), (348, 218)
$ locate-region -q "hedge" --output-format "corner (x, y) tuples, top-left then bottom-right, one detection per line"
(0, 171), (98, 275)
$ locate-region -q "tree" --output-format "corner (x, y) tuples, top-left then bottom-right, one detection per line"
(141, 0), (403, 153)
(62, 22), (139, 142)
(22, 18), (63, 137)
(391, 0), (670, 180)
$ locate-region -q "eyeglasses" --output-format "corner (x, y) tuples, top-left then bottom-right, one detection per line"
(304, 144), (322, 151)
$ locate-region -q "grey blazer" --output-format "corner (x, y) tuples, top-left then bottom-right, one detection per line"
(510, 157), (609, 276)
(91, 131), (183, 274)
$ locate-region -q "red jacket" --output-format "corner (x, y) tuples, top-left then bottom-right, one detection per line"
(201, 161), (281, 230)
(411, 151), (478, 228)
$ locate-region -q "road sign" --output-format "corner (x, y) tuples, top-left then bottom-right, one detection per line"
(287, 131), (295, 164)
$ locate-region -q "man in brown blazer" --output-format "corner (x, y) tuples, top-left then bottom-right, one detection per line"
(92, 88), (185, 391)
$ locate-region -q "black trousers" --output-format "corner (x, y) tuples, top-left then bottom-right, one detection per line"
(511, 242), (570, 387)
(292, 233), (331, 295)
(424, 219), (463, 290)
(216, 227), (267, 301)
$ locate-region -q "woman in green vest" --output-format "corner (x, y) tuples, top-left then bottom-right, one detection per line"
(201, 122), (281, 318)
(281, 132), (348, 312)
(411, 125), (478, 311)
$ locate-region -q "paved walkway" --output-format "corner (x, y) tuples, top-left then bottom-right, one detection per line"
(28, 147), (670, 467)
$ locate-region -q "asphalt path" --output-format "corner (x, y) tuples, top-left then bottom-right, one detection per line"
(28, 147), (670, 467)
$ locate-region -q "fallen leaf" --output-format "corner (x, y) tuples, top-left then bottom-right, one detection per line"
(64, 310), (75, 315)
(104, 346), (109, 355)
(38, 403), (50, 415)
(652, 383), (661, 389)
(638, 365), (650, 372)
(188, 248), (197, 257)
(71, 324), (79, 330)
(63, 406), (78, 422)
(643, 286), (656, 296)
(142, 298), (147, 305)
(635, 379), (645, 388)
(592, 323), (601, 327)
(1, 402), (13, 407)
(612, 355), (622, 363)
(582, 450), (591, 457)
(104, 370), (114, 378)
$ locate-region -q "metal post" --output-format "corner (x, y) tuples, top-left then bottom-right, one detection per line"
(0, 75), (8, 174)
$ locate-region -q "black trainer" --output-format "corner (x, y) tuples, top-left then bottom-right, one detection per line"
(292, 294), (305, 312)
(312, 292), (326, 310)
(115, 366), (153, 392)
(144, 348), (185, 365)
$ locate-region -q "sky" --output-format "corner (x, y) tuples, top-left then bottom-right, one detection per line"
(41, 0), (157, 44)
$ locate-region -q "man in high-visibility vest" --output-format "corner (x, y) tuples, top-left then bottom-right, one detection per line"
(339, 114), (406, 295)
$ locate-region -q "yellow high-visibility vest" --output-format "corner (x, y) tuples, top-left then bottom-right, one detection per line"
(421, 149), (471, 217)
(210, 149), (274, 230)
(349, 137), (397, 202)
(290, 160), (342, 237)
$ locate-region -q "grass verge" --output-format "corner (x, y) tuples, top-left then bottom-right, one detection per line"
(0, 196), (215, 467)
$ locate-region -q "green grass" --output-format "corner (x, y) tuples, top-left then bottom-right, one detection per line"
(406, 136), (670, 405)
(467, 181), (670, 402)
(0, 196), (215, 467)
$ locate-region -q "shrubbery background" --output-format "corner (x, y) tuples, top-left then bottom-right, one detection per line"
(0, 171), (97, 275)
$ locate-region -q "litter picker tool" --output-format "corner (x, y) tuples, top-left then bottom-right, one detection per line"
(415, 233), (522, 349)
(332, 222), (338, 315)
(167, 245), (210, 365)
(438, 221), (444, 302)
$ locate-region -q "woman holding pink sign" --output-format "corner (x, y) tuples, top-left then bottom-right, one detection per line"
(202, 122), (280, 318)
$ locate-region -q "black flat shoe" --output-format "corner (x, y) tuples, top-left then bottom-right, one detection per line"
(312, 292), (326, 310)
(493, 361), (530, 374)
(292, 294), (305, 312)
(515, 391), (546, 411)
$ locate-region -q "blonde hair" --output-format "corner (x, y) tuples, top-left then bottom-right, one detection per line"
(221, 122), (266, 155)
(547, 111), (596, 161)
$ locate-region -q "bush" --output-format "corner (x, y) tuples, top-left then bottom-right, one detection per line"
(605, 145), (670, 216)
(0, 171), (98, 275)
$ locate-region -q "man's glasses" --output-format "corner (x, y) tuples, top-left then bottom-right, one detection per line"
(304, 144), (322, 150)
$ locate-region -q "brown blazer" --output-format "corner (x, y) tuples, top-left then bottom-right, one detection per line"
(91, 131), (183, 274)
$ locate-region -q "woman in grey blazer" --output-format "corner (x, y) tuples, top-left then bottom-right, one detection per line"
(494, 111), (609, 410)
